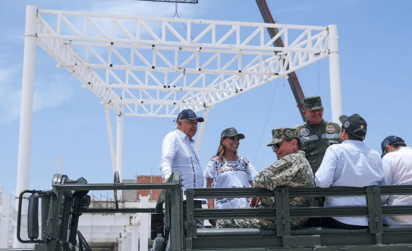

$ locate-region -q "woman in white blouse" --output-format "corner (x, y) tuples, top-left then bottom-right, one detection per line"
(205, 127), (258, 226)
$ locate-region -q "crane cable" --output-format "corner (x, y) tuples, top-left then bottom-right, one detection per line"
(252, 78), (278, 164)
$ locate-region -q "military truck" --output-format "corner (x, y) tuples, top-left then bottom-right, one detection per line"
(17, 172), (412, 251)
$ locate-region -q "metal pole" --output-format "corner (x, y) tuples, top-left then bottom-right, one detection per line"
(116, 111), (124, 182)
(14, 5), (38, 248)
(195, 107), (210, 153)
(105, 105), (117, 173)
(328, 25), (343, 124)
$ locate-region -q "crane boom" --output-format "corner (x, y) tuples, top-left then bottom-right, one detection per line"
(256, 0), (306, 121)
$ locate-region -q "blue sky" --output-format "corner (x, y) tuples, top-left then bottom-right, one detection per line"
(1, 0), (411, 195)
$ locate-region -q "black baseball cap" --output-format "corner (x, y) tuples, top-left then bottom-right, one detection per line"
(176, 109), (204, 122)
(381, 136), (406, 157)
(221, 127), (245, 140)
(339, 113), (367, 140)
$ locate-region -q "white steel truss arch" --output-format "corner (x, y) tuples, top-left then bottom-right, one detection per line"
(15, 8), (342, 248)
(14, 7), (343, 248)
(35, 9), (333, 117)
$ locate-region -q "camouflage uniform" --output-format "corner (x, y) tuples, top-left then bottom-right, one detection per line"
(296, 96), (340, 174)
(217, 128), (315, 229)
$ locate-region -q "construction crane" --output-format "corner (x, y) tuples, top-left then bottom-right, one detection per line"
(256, 0), (306, 121)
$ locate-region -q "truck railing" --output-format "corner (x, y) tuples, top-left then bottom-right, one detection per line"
(17, 172), (183, 251)
(181, 185), (412, 250)
(18, 172), (412, 251)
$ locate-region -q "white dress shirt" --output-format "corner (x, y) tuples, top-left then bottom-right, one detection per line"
(159, 129), (204, 191)
(382, 146), (412, 226)
(315, 140), (384, 226)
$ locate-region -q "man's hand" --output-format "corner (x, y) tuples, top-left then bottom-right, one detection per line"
(250, 197), (261, 207)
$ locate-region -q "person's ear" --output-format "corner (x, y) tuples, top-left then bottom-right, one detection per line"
(302, 109), (308, 117)
(387, 145), (395, 153)
(340, 129), (347, 141)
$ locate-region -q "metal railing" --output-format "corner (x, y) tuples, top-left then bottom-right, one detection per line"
(182, 185), (412, 250)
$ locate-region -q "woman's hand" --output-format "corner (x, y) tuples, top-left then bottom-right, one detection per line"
(250, 197), (261, 207)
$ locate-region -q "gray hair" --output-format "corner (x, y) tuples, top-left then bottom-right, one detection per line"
(175, 118), (187, 129)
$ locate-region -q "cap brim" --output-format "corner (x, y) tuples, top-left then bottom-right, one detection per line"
(339, 115), (348, 124)
(267, 138), (281, 147)
(238, 133), (245, 140)
(188, 117), (204, 122)
(308, 105), (323, 111)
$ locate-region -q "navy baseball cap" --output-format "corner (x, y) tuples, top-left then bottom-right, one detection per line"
(381, 136), (406, 157)
(221, 127), (245, 140)
(176, 109), (204, 122)
(339, 113), (367, 140)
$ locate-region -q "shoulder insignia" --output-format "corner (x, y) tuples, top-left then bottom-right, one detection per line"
(326, 125), (335, 134)
(300, 128), (310, 136)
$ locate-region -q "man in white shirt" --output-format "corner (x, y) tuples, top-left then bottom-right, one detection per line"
(315, 113), (384, 229)
(159, 109), (204, 227)
(160, 108), (204, 189)
(381, 135), (412, 226)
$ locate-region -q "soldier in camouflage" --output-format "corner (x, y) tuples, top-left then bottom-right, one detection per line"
(217, 127), (315, 229)
(295, 96), (340, 175)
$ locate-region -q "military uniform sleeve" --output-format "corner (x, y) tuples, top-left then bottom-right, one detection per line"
(159, 132), (177, 181)
(315, 146), (338, 187)
(254, 158), (303, 191)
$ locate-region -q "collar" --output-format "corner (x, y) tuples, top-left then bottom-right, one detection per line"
(342, 139), (365, 146)
(176, 129), (195, 143)
(306, 119), (326, 128)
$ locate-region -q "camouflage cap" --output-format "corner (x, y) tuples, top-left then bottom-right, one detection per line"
(303, 96), (323, 111)
(267, 127), (299, 146)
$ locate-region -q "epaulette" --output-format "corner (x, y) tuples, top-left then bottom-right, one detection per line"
(295, 123), (307, 128)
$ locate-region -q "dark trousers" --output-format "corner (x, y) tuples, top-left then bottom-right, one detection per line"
(321, 217), (368, 230)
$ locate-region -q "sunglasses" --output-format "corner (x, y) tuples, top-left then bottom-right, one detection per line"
(270, 143), (281, 150)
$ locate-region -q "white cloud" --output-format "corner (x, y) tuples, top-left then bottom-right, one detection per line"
(0, 65), (74, 125)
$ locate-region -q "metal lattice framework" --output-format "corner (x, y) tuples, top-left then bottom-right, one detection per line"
(14, 10), (342, 243)
(36, 9), (331, 117)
